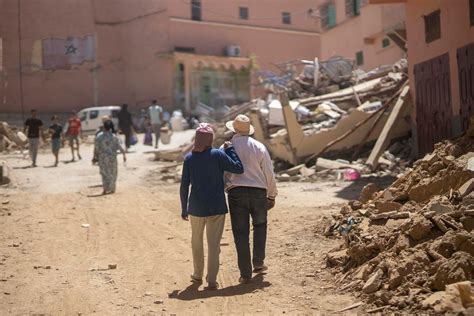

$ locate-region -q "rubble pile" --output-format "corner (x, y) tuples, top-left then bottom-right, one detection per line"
(150, 163), (183, 184)
(258, 57), (406, 108)
(0, 122), (28, 152)
(323, 132), (474, 313)
(276, 138), (413, 182)
(248, 63), (411, 166)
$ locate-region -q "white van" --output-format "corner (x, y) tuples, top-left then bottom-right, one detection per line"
(67, 106), (121, 135)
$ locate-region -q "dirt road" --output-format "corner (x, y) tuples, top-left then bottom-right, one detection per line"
(0, 137), (362, 314)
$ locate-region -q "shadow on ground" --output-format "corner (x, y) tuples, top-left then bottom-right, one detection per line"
(168, 274), (271, 301)
(335, 175), (397, 201)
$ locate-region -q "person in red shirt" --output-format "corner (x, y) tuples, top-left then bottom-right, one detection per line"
(66, 111), (82, 161)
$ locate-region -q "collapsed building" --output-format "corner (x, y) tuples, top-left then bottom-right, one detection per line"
(323, 121), (474, 313)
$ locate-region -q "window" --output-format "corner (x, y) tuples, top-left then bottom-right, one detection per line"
(470, 0), (474, 26)
(89, 110), (99, 120)
(282, 12), (291, 24)
(239, 7), (249, 20)
(356, 51), (364, 66)
(191, 0), (201, 21)
(424, 10), (441, 43)
(79, 112), (87, 122)
(111, 110), (119, 118)
(320, 2), (337, 29)
(175, 46), (196, 53)
(345, 0), (361, 17)
(382, 38), (390, 48)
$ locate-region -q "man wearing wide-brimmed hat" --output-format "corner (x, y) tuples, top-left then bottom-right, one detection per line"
(224, 114), (277, 284)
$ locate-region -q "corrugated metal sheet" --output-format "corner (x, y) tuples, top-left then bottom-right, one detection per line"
(414, 53), (452, 155)
(457, 42), (474, 133)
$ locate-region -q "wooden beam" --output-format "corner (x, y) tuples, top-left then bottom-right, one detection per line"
(366, 85), (411, 169)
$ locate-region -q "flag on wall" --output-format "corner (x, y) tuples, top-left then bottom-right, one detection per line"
(42, 35), (95, 70)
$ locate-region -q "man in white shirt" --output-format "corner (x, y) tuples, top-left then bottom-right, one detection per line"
(148, 100), (163, 148)
(224, 114), (277, 284)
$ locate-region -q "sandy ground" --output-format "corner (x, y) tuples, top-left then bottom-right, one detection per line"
(0, 132), (367, 315)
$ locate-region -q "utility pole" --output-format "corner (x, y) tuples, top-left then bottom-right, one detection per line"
(90, 0), (99, 106)
(17, 0), (25, 120)
(92, 35), (99, 106)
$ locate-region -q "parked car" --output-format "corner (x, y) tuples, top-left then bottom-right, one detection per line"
(65, 106), (121, 135)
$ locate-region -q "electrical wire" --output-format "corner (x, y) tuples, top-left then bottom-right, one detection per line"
(181, 0), (317, 21)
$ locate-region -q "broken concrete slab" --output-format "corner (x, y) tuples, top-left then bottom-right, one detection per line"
(458, 178), (474, 198)
(362, 269), (384, 294)
(375, 201), (402, 213)
(422, 281), (474, 313)
(326, 249), (349, 267)
(408, 214), (433, 240)
(366, 85), (411, 169)
(360, 183), (380, 203)
(251, 93), (411, 165)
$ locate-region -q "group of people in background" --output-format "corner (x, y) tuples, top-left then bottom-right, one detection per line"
(22, 100), (167, 195)
(23, 109), (82, 167)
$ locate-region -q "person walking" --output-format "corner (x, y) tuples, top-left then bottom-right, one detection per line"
(148, 100), (164, 148)
(118, 104), (133, 150)
(65, 111), (82, 161)
(224, 114), (278, 284)
(180, 123), (244, 290)
(23, 109), (44, 167)
(95, 115), (115, 137)
(49, 115), (63, 167)
(93, 121), (126, 195)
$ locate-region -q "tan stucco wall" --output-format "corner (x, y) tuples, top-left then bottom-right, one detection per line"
(1, 0), (322, 113)
(0, 0), (405, 113)
(320, 3), (406, 71)
(405, 0), (474, 119)
(167, 0), (321, 32)
(0, 0), (172, 113)
(169, 19), (321, 73)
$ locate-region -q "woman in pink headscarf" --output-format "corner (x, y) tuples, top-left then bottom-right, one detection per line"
(180, 123), (244, 290)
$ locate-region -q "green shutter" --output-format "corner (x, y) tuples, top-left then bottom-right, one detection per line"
(354, 0), (361, 16)
(328, 4), (337, 28)
(382, 38), (390, 48)
(356, 51), (364, 66)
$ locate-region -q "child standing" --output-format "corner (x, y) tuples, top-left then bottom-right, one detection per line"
(49, 115), (63, 167)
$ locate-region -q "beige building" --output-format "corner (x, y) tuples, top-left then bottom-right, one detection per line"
(372, 0), (474, 155)
(0, 0), (405, 114)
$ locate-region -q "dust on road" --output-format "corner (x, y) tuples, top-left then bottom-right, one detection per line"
(1, 139), (359, 314)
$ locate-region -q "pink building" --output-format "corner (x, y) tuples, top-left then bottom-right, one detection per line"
(0, 0), (405, 114)
(319, 0), (406, 71)
(372, 0), (474, 154)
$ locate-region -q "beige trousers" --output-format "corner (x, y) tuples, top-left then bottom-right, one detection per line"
(189, 214), (225, 284)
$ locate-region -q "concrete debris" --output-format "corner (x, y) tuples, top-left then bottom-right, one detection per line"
(323, 128), (474, 312)
(0, 122), (28, 152)
(151, 163), (183, 184)
(247, 59), (412, 166)
(363, 269), (384, 294)
(274, 141), (411, 183)
(422, 281), (474, 313)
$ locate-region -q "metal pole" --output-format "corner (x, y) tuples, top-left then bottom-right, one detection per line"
(90, 0), (99, 106)
(17, 0), (25, 121)
(92, 35), (99, 106)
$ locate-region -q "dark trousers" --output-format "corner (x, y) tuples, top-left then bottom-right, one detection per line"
(228, 187), (268, 279)
(122, 128), (131, 148)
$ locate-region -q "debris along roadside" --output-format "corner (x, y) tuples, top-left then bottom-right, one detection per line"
(249, 58), (411, 167)
(322, 123), (474, 313)
(150, 58), (413, 184)
(0, 121), (28, 152)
